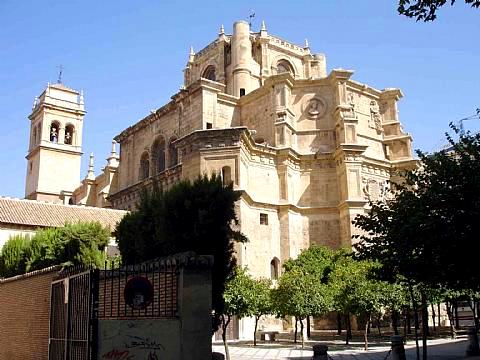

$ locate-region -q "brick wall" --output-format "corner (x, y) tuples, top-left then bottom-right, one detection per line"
(0, 267), (59, 360)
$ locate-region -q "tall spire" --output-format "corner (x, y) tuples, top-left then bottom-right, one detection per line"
(86, 153), (95, 180)
(260, 20), (268, 38)
(219, 24), (225, 35)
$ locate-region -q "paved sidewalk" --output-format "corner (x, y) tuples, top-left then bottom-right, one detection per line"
(213, 337), (480, 359)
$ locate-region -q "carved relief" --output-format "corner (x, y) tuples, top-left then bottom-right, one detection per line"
(362, 177), (391, 202)
(369, 100), (383, 132)
(303, 97), (327, 119)
(344, 92), (357, 118)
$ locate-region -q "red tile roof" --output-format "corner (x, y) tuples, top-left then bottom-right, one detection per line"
(0, 197), (127, 230)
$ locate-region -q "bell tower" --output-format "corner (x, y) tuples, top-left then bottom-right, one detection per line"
(25, 83), (86, 204)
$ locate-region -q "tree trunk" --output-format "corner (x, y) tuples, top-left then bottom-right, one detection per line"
(376, 316), (382, 336)
(421, 291), (428, 360)
(409, 284), (420, 360)
(364, 313), (371, 351)
(403, 308), (408, 339)
(294, 317), (298, 344)
(477, 301), (480, 331)
(468, 299), (480, 332)
(437, 303), (441, 327)
(407, 306), (412, 334)
(222, 314), (231, 360)
(446, 301), (457, 339)
(345, 313), (352, 345)
(306, 316), (311, 340)
(454, 301), (460, 329)
(367, 316), (371, 334)
(337, 312), (342, 335)
(392, 310), (399, 335)
(254, 315), (259, 346)
(431, 304), (436, 333)
(300, 318), (305, 349)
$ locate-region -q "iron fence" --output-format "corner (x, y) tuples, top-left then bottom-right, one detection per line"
(98, 261), (179, 319)
(49, 268), (97, 360)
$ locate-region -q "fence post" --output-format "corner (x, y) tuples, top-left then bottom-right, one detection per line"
(390, 335), (406, 360)
(312, 344), (328, 360)
(90, 269), (100, 360)
(466, 327), (480, 356)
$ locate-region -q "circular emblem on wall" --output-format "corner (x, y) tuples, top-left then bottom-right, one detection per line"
(303, 97), (327, 119)
(124, 276), (154, 310)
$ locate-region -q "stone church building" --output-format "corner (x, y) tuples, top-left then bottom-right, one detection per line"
(24, 20), (415, 335)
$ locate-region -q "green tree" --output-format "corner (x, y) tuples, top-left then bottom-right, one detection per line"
(273, 246), (340, 346)
(354, 127), (480, 359)
(250, 277), (273, 346)
(398, 0), (480, 21)
(0, 234), (31, 277)
(115, 175), (247, 332)
(222, 267), (253, 360)
(0, 222), (110, 278)
(329, 256), (387, 350)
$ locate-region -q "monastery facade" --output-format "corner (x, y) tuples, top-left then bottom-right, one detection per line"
(25, 20), (415, 281)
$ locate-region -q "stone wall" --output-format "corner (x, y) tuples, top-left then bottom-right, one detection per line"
(0, 266), (59, 360)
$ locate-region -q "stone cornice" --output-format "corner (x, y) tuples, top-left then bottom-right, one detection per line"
(383, 134), (413, 143)
(29, 102), (86, 120)
(239, 190), (339, 214)
(26, 143), (83, 159)
(337, 199), (369, 210)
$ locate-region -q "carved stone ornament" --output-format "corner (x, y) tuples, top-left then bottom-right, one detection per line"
(342, 92), (356, 118)
(304, 97), (327, 119)
(369, 100), (382, 132)
(363, 177), (391, 202)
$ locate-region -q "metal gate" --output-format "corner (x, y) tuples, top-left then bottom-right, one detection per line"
(48, 269), (99, 360)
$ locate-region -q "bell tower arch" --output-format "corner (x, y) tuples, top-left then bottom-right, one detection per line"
(25, 83), (86, 204)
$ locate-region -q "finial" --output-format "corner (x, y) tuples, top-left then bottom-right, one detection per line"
(261, 20), (267, 31)
(219, 24), (225, 35)
(79, 90), (84, 105)
(111, 140), (116, 155)
(188, 46), (195, 63)
(32, 96), (38, 110)
(87, 153), (95, 180)
(107, 140), (120, 168)
(304, 38), (310, 49)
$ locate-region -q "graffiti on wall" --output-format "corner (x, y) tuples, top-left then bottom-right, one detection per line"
(98, 319), (180, 360)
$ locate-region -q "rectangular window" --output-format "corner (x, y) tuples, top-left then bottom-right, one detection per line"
(240, 88), (246, 97)
(260, 213), (268, 225)
(206, 122), (213, 129)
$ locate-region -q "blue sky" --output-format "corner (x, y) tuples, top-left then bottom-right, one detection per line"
(0, 1), (479, 198)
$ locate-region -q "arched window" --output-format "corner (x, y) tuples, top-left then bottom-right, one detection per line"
(202, 65), (216, 81)
(221, 166), (232, 186)
(168, 137), (178, 167)
(65, 124), (75, 145)
(139, 152), (150, 180)
(270, 257), (280, 280)
(50, 122), (60, 143)
(276, 60), (294, 75)
(151, 137), (166, 174)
